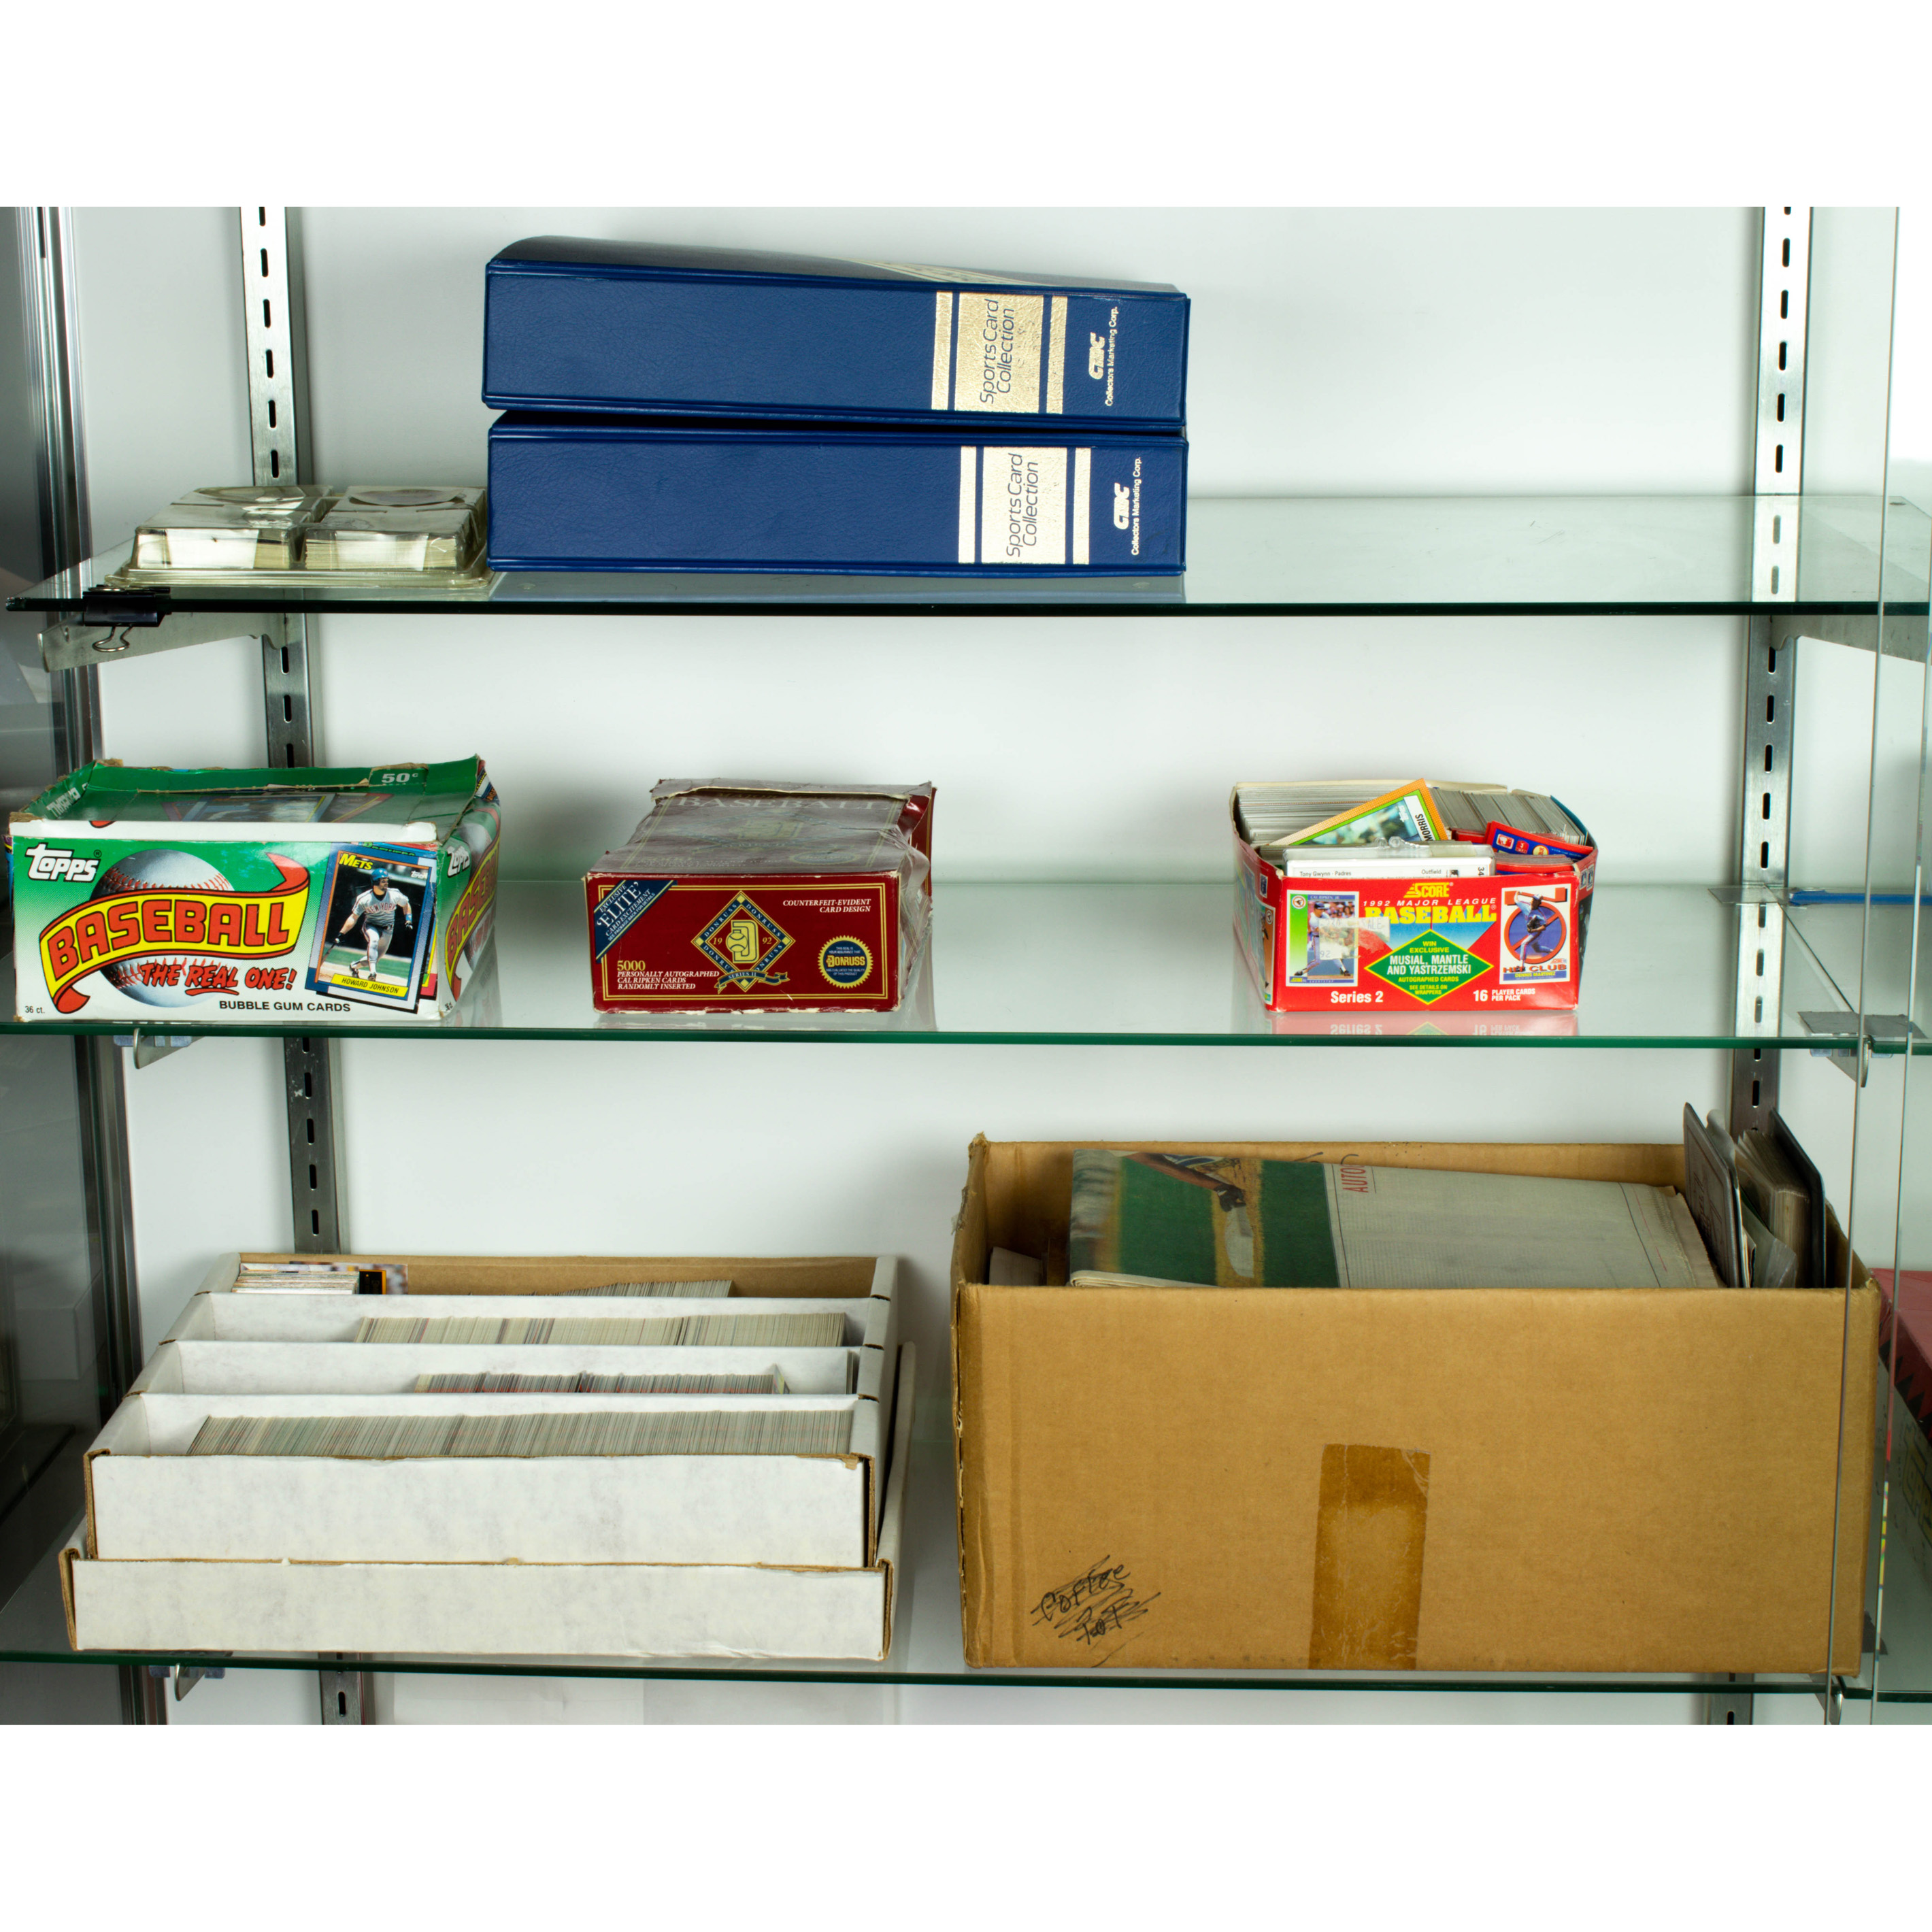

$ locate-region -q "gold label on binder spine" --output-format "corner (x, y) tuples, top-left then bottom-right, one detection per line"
(980, 447), (1067, 565)
(1046, 296), (1068, 414)
(958, 447), (978, 563)
(931, 293), (954, 411)
(954, 294), (1045, 414)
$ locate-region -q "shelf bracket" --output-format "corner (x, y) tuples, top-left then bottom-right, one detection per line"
(148, 1661), (226, 1701)
(1768, 609), (1929, 665)
(39, 609), (282, 676)
(1802, 1014), (1924, 1086)
(113, 1029), (198, 1071)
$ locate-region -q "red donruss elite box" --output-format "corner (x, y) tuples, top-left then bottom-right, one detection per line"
(585, 780), (935, 1013)
(1231, 781), (1595, 1014)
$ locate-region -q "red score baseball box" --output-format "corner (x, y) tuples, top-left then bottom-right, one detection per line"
(1231, 782), (1594, 1015)
(585, 780), (934, 1013)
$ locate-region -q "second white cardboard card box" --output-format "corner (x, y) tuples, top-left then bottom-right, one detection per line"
(66, 1348), (915, 1661)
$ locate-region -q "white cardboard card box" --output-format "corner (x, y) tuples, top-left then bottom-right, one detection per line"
(64, 1349), (914, 1662)
(86, 1252), (898, 1568)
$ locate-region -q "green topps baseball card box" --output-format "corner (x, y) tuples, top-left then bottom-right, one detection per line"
(10, 757), (501, 1025)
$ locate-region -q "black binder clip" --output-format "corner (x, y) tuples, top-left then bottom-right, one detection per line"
(78, 590), (167, 629)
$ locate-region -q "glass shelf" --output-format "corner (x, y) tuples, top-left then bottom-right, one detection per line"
(9, 495), (1929, 619)
(1, 880), (1922, 1050)
(0, 1431), (1885, 1700)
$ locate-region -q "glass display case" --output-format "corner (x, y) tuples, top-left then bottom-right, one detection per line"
(0, 207), (137, 1723)
(1, 205), (1926, 1722)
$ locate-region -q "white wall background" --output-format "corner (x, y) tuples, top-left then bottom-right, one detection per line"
(61, 207), (1929, 1725)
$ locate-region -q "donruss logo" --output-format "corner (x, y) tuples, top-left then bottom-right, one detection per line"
(24, 843), (99, 883)
(37, 848), (310, 1013)
(695, 892), (793, 993)
(818, 936), (873, 988)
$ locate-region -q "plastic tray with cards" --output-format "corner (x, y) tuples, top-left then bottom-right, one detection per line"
(301, 486), (486, 571)
(129, 484), (335, 571)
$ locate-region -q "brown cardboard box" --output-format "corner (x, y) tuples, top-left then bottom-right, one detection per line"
(951, 1137), (1877, 1674)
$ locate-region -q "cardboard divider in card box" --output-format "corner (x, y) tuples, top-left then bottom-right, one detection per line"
(165, 1293), (881, 1347)
(133, 1341), (864, 1397)
(948, 1136), (1878, 1675)
(106, 1387), (870, 1470)
(190, 1250), (893, 1305)
(176, 1251), (899, 1429)
(135, 1331), (894, 1416)
(63, 1350), (915, 1662)
(109, 1391), (865, 1439)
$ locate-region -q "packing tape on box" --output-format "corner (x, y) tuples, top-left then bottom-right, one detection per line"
(1308, 1443), (1431, 1670)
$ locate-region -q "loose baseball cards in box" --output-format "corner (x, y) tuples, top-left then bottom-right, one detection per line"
(1232, 780), (1595, 1014)
(11, 758), (501, 1025)
(586, 780), (934, 1014)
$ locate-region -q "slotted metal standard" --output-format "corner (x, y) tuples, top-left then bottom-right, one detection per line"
(1730, 207), (1812, 1150)
(240, 205), (347, 1261)
(320, 1663), (373, 1727)
(1750, 205), (1811, 601)
(1710, 206), (1818, 1729)
(1729, 612), (1797, 1140)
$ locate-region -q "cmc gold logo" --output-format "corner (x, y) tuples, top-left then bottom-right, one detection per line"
(38, 848), (310, 1013)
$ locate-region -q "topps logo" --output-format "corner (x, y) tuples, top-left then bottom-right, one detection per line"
(1112, 482), (1131, 530)
(24, 843), (99, 883)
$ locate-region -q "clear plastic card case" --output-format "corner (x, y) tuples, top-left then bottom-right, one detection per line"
(131, 485), (335, 571)
(118, 484), (487, 586)
(303, 487), (486, 572)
